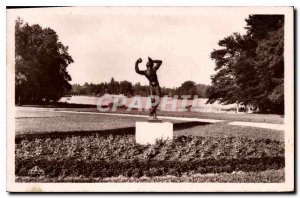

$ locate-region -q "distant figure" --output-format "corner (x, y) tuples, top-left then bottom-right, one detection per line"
(135, 57), (162, 119)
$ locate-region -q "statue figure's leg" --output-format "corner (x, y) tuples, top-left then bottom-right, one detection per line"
(149, 86), (154, 117)
(152, 85), (161, 118)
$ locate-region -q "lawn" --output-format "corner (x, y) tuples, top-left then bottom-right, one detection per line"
(16, 108), (283, 141)
(15, 107), (285, 183)
(21, 103), (284, 124)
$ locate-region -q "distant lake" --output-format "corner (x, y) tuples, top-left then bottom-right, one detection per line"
(59, 95), (237, 113)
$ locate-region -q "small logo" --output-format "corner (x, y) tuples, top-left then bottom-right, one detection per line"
(28, 166), (44, 176)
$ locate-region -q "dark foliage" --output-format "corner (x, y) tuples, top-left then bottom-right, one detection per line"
(15, 18), (74, 104)
(16, 134), (284, 180)
(70, 79), (209, 98)
(207, 15), (284, 114)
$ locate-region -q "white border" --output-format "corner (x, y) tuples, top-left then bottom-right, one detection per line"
(3, 4), (295, 193)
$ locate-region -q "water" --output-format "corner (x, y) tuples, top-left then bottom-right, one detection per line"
(59, 95), (237, 113)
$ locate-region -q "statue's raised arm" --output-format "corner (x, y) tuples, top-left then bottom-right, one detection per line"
(153, 59), (162, 71)
(135, 58), (145, 75)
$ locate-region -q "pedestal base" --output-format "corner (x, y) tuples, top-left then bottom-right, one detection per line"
(135, 122), (173, 145)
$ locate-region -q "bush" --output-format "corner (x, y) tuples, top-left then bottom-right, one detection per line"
(15, 134), (284, 180)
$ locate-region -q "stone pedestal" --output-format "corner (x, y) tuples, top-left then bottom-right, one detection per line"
(135, 122), (173, 145)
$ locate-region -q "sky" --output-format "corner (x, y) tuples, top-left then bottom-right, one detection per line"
(8, 7), (250, 88)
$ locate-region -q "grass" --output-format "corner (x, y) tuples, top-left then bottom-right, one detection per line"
(103, 109), (284, 124)
(20, 103), (284, 124)
(16, 109), (283, 141)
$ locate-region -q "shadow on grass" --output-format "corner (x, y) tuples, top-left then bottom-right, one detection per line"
(20, 102), (98, 108)
(15, 121), (211, 143)
(174, 121), (210, 130)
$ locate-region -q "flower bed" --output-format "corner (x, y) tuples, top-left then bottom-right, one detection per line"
(15, 134), (284, 181)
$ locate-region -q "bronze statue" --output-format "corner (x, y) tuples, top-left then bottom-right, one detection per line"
(135, 57), (162, 119)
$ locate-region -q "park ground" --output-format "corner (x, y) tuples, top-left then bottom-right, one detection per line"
(15, 106), (285, 183)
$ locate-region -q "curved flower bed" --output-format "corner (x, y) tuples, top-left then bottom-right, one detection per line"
(15, 134), (284, 181)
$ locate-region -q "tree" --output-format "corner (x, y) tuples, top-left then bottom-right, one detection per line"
(108, 77), (116, 94)
(119, 80), (133, 96)
(134, 82), (142, 95)
(177, 81), (197, 97)
(254, 25), (284, 113)
(195, 84), (209, 98)
(207, 15), (284, 113)
(15, 18), (73, 104)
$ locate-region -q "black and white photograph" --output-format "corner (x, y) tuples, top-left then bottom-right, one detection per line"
(6, 6), (294, 192)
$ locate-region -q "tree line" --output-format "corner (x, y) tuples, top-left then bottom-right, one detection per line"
(15, 15), (284, 114)
(207, 15), (284, 114)
(69, 78), (209, 98)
